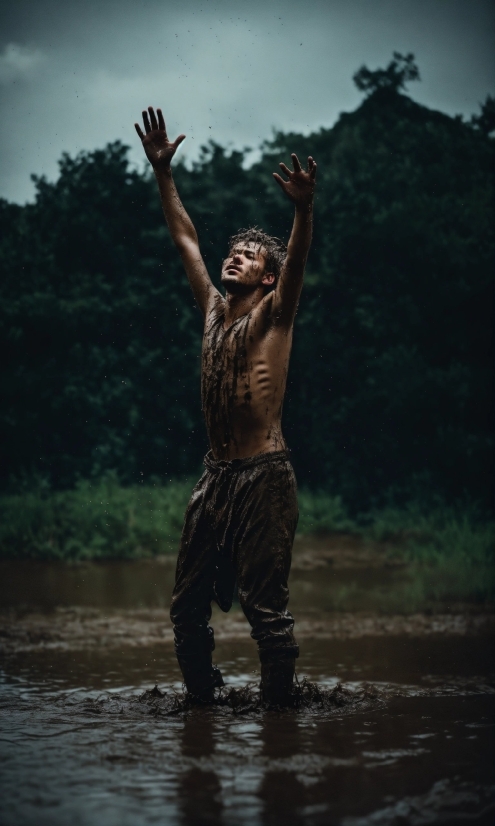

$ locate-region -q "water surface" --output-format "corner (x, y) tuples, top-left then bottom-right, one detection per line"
(1, 544), (494, 825)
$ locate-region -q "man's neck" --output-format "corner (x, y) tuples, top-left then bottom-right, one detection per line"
(223, 287), (265, 328)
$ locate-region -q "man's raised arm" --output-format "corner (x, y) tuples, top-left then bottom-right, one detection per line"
(135, 107), (220, 317)
(271, 153), (317, 325)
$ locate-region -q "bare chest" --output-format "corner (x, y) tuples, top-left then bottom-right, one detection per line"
(202, 315), (290, 405)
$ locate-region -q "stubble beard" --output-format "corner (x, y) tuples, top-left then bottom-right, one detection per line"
(221, 271), (258, 296)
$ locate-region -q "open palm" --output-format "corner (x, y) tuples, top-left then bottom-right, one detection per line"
(273, 154), (317, 207)
(135, 107), (185, 170)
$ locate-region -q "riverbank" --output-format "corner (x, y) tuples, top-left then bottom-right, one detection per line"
(1, 479), (493, 606)
(1, 605), (493, 656)
(1, 535), (493, 657)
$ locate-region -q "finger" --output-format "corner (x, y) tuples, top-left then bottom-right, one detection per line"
(308, 156), (317, 180)
(142, 110), (151, 133)
(279, 162), (292, 178)
(273, 173), (287, 190)
(173, 134), (186, 149)
(148, 106), (158, 131)
(134, 123), (145, 140)
(291, 153), (302, 172)
(157, 108), (166, 131)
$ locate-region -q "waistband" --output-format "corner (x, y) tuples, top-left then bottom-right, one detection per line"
(204, 449), (290, 474)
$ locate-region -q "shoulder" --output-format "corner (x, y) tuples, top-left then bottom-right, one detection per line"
(253, 291), (295, 332)
(245, 293), (292, 343)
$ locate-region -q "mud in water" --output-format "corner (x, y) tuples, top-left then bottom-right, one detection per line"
(0, 542), (494, 825)
(117, 678), (385, 716)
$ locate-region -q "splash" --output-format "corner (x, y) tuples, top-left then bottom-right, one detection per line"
(74, 679), (385, 719)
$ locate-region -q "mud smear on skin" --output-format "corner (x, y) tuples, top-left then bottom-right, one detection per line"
(201, 294), (251, 457)
(201, 291), (287, 459)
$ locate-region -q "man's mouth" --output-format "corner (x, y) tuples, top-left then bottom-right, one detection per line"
(225, 266), (241, 274)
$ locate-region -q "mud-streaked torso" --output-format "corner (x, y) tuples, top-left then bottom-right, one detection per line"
(201, 295), (293, 460)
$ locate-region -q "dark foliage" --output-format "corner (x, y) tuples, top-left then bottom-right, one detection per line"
(1, 58), (493, 509)
(353, 51), (420, 96)
(471, 94), (495, 137)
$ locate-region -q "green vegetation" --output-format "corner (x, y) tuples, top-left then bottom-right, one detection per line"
(1, 54), (493, 511)
(296, 490), (354, 534)
(1, 480), (492, 606)
(363, 503), (495, 608)
(298, 493), (494, 606)
(0, 475), (193, 561)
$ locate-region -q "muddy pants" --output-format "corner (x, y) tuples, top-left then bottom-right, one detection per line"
(170, 450), (299, 694)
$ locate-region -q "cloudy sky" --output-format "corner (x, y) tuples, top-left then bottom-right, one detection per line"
(1, 0), (494, 203)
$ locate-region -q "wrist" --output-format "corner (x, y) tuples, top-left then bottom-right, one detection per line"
(154, 164), (172, 180)
(295, 200), (313, 215)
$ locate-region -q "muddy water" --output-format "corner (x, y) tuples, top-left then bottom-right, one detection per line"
(1, 542), (494, 825)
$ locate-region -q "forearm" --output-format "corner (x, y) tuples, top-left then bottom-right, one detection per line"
(286, 202), (313, 267)
(153, 164), (216, 315)
(273, 201), (313, 322)
(154, 167), (198, 251)
(271, 153), (316, 321)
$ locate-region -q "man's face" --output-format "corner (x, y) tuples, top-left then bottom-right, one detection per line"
(221, 242), (275, 293)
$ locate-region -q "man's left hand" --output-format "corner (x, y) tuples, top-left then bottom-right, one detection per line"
(273, 154), (317, 208)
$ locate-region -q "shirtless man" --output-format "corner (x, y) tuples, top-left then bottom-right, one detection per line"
(135, 107), (316, 705)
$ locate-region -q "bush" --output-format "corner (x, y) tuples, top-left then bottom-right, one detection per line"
(0, 475), (193, 560)
(296, 489), (354, 534)
(361, 502), (495, 605)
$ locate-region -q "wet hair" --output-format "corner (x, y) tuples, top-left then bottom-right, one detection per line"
(227, 227), (287, 292)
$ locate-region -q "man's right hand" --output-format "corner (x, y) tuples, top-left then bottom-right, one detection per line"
(135, 107), (185, 171)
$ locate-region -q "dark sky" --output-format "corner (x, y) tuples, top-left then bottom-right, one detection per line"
(1, 0), (494, 203)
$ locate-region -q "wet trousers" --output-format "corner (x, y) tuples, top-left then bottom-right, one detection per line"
(170, 450), (299, 694)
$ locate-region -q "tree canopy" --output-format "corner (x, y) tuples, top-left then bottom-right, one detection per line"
(1, 56), (493, 509)
(353, 51), (420, 95)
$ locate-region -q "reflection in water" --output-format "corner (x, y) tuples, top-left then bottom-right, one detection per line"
(0, 652), (494, 826)
(261, 770), (308, 826)
(259, 716), (308, 826)
(178, 714), (223, 826)
(179, 768), (223, 826)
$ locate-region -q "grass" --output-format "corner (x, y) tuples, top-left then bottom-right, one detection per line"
(363, 503), (495, 607)
(297, 491), (495, 607)
(0, 479), (493, 606)
(1, 479), (358, 561)
(0, 475), (193, 561)
(296, 490), (354, 534)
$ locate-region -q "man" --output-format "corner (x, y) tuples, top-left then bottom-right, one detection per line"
(135, 107), (316, 705)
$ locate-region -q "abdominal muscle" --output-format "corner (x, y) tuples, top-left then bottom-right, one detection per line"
(201, 306), (293, 461)
(217, 359), (288, 460)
